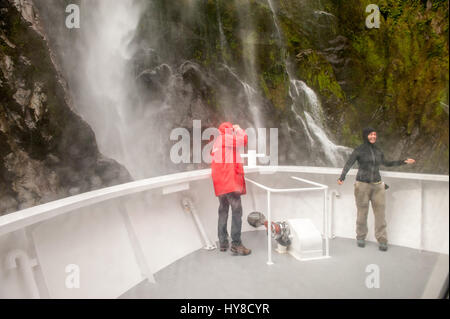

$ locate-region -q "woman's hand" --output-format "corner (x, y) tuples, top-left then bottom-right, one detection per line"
(337, 179), (344, 185)
(404, 159), (416, 165)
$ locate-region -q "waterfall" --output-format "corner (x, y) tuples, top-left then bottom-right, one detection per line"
(216, 0), (228, 56)
(218, 0), (265, 130)
(71, 0), (146, 179)
(233, 0), (258, 93)
(290, 80), (325, 125)
(289, 80), (352, 166)
(242, 83), (263, 129)
(266, 0), (283, 45)
(266, 0), (351, 166)
(221, 64), (263, 130)
(36, 0), (352, 177)
(289, 83), (315, 148)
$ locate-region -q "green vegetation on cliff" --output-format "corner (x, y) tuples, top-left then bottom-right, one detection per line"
(133, 0), (448, 173)
(330, 0), (448, 172)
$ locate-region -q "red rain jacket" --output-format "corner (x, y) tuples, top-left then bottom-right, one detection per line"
(211, 122), (248, 197)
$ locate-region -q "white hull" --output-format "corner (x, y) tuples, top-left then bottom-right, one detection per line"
(0, 166), (448, 299)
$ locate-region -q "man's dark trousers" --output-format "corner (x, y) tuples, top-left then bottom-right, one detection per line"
(218, 192), (243, 246)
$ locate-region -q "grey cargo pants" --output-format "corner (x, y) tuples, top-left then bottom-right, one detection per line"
(354, 181), (387, 244)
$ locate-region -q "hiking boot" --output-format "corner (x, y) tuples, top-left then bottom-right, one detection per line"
(379, 243), (388, 252)
(357, 239), (366, 248)
(219, 242), (229, 252)
(231, 243), (251, 256)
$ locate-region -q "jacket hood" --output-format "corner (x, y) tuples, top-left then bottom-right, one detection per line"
(218, 122), (233, 134)
(362, 127), (376, 144)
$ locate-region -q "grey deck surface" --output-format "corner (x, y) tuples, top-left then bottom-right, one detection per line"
(120, 231), (447, 299)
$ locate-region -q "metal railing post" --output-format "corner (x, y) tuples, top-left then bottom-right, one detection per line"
(323, 187), (329, 257)
(267, 190), (273, 265)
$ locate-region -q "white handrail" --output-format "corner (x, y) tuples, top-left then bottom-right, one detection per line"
(245, 175), (330, 264)
(245, 178), (323, 193)
(0, 166), (448, 238)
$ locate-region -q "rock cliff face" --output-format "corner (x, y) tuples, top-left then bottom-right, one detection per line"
(133, 0), (448, 174)
(319, 0), (449, 173)
(0, 0), (131, 215)
(0, 0), (448, 214)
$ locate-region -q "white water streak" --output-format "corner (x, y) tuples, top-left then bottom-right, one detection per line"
(222, 64), (263, 129)
(78, 0), (142, 178)
(266, 1), (351, 166)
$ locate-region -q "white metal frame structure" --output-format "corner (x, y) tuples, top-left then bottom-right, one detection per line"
(245, 176), (330, 265)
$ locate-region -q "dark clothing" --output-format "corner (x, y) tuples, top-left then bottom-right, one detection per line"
(342, 128), (404, 245)
(218, 192), (243, 246)
(340, 141), (406, 183)
(340, 143), (406, 183)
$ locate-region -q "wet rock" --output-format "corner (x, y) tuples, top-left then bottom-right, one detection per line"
(68, 187), (80, 196)
(0, 33), (16, 48)
(89, 175), (102, 189)
(0, 195), (18, 215)
(0, 55), (14, 81)
(24, 108), (35, 129)
(13, 87), (31, 107)
(95, 156), (131, 186)
(0, 1), (133, 215)
(45, 153), (60, 165)
(132, 47), (161, 76)
(296, 49), (314, 61)
(12, 0), (37, 26)
(29, 82), (47, 121)
(19, 55), (31, 66)
(136, 68), (167, 102)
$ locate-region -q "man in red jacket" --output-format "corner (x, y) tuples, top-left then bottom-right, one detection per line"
(211, 122), (251, 256)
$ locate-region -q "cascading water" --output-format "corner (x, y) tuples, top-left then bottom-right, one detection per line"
(230, 0), (265, 130)
(216, 0), (228, 57)
(234, 0), (257, 86)
(290, 80), (352, 166)
(221, 64), (264, 130)
(242, 83), (263, 130)
(290, 80), (325, 125)
(289, 85), (315, 148)
(73, 0), (144, 179)
(266, 0), (351, 166)
(75, 0), (268, 177)
(36, 0), (354, 178)
(266, 0), (283, 46)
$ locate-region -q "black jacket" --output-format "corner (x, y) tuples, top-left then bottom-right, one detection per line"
(339, 129), (406, 183)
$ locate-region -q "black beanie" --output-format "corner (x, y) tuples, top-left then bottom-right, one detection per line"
(362, 127), (376, 144)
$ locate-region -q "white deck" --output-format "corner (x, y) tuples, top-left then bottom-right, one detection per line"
(120, 231), (448, 299)
(0, 166), (448, 299)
